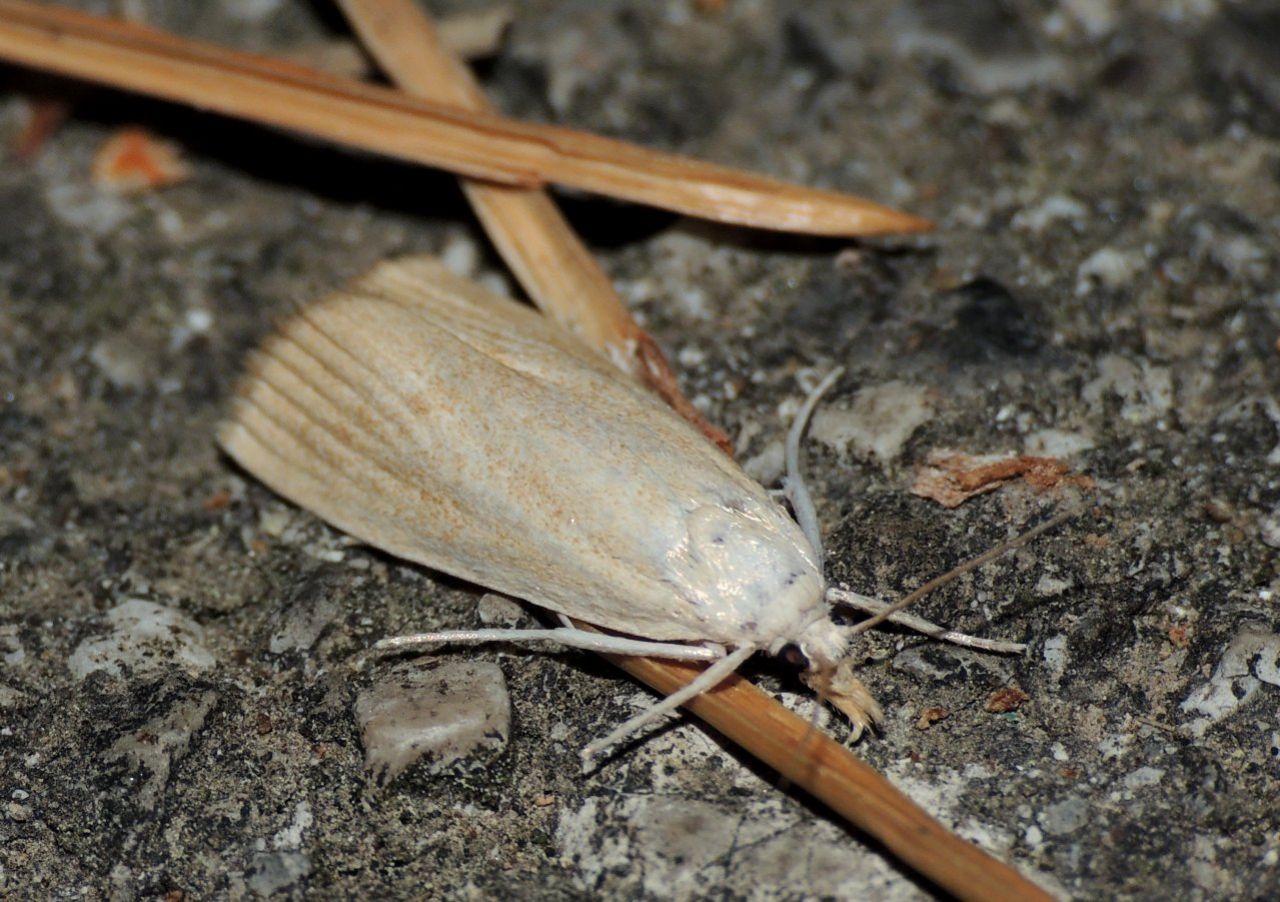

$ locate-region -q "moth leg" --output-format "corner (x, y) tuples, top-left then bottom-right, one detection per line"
(581, 643), (757, 768)
(826, 587), (1027, 654)
(371, 628), (725, 661)
(549, 614), (728, 660)
(782, 367), (844, 564)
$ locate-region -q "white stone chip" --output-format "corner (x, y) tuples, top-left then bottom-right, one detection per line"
(1181, 624), (1280, 739)
(810, 381), (934, 464)
(356, 660), (510, 783)
(1038, 796), (1090, 836)
(68, 599), (216, 680)
(1076, 247), (1145, 294)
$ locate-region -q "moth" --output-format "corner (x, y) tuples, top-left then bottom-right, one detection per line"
(220, 256), (1017, 761)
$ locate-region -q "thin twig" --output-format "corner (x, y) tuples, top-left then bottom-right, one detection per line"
(335, 0), (728, 451)
(0, 0), (932, 238)
(434, 5), (513, 60)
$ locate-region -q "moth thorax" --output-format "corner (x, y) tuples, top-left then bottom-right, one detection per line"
(675, 503), (825, 645)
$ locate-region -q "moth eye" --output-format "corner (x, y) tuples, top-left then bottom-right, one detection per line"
(780, 643), (808, 668)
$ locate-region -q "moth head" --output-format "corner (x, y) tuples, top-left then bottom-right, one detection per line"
(780, 619), (880, 738)
(774, 616), (847, 673)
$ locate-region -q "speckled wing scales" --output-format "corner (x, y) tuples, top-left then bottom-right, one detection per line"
(219, 256), (797, 642)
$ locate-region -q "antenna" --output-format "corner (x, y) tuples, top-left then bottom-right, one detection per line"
(843, 507), (1080, 638)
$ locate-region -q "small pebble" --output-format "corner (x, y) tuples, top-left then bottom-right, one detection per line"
(1076, 247), (1143, 294)
(476, 593), (525, 627)
(247, 850), (310, 897)
(90, 336), (149, 391)
(356, 660), (510, 784)
(986, 688), (1030, 713)
(68, 599), (215, 680)
(810, 381), (934, 463)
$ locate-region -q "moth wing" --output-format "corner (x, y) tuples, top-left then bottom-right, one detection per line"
(220, 256), (816, 644)
(358, 255), (633, 389)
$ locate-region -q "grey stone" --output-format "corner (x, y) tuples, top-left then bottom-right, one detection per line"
(356, 660), (511, 783)
(67, 599), (216, 680)
(246, 850), (311, 897)
(810, 380), (934, 464)
(104, 690), (218, 810)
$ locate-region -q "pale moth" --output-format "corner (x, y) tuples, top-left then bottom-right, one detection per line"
(220, 256), (1024, 762)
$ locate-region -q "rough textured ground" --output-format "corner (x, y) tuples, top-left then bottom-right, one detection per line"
(2, 0), (1279, 899)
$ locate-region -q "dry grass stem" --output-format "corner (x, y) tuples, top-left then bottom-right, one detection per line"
(433, 4), (514, 60)
(0, 0), (932, 237)
(281, 8), (512, 82)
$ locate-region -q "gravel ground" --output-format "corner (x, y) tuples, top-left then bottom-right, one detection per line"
(2, 1), (1279, 899)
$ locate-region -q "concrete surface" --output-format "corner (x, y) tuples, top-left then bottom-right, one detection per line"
(2, 0), (1279, 898)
